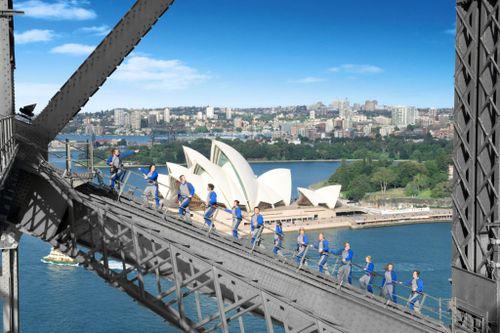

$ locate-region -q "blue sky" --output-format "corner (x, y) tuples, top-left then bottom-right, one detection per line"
(12, 0), (456, 112)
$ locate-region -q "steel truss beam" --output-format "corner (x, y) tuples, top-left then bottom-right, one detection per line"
(32, 0), (175, 143)
(59, 200), (345, 332)
(453, 0), (500, 332)
(11, 162), (448, 333)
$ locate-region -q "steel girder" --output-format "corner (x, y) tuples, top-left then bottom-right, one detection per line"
(0, 0), (14, 118)
(452, 0), (500, 332)
(5, 160), (450, 333)
(31, 0), (175, 143)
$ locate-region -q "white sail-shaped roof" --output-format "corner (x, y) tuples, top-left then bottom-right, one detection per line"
(159, 140), (343, 211)
(210, 140), (259, 209)
(257, 169), (292, 206)
(183, 146), (245, 208)
(297, 185), (341, 209)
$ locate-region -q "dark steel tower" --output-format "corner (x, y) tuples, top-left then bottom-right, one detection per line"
(452, 0), (500, 332)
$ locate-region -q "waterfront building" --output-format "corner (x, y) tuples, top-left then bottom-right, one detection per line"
(131, 111), (142, 130)
(206, 106), (215, 119)
(164, 108), (170, 123)
(391, 106), (417, 127)
(114, 109), (126, 126)
(158, 140), (341, 212)
(148, 113), (157, 127)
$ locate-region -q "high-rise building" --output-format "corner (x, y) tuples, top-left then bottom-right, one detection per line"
(206, 106), (215, 119)
(114, 109), (126, 126)
(339, 108), (353, 129)
(391, 106), (417, 127)
(123, 112), (131, 128)
(197, 111), (204, 121)
(225, 107), (232, 120)
(364, 100), (378, 111)
(309, 110), (315, 120)
(148, 113), (158, 127)
(164, 108), (170, 123)
(131, 111), (142, 130)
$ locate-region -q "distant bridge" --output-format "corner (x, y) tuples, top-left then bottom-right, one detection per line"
(0, 0), (499, 332)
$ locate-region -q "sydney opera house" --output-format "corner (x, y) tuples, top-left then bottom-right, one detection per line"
(158, 140), (341, 211)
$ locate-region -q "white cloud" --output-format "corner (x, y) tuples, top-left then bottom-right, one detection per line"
(112, 56), (210, 90)
(79, 25), (110, 36)
(51, 43), (94, 56)
(16, 0), (96, 21)
(328, 64), (384, 74)
(14, 29), (55, 44)
(289, 76), (326, 84)
(444, 24), (456, 35)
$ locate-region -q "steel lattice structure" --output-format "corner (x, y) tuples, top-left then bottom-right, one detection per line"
(1, 0), (499, 331)
(453, 0), (500, 332)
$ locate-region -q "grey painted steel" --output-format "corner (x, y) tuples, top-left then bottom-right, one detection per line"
(0, 242), (20, 333)
(32, 0), (175, 143)
(6, 159), (449, 333)
(452, 0), (500, 332)
(0, 0), (14, 117)
(0, 116), (17, 188)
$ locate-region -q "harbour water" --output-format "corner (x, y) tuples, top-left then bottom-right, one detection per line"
(9, 147), (452, 332)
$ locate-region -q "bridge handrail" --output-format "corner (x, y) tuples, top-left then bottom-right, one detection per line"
(49, 138), (452, 324)
(0, 115), (17, 179)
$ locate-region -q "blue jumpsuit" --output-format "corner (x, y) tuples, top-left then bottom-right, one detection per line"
(204, 191), (217, 227)
(381, 270), (398, 303)
(139, 168), (159, 208)
(178, 182), (195, 218)
(109, 150), (136, 189)
(250, 213), (264, 245)
(313, 239), (329, 273)
(333, 247), (353, 283)
(225, 206), (243, 238)
(273, 224), (284, 255)
(405, 277), (424, 311)
(295, 233), (309, 265)
(359, 262), (374, 293)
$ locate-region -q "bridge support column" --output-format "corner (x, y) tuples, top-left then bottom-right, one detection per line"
(0, 225), (20, 333)
(0, 0), (15, 117)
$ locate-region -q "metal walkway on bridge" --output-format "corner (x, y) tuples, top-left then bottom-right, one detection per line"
(1, 0), (500, 332)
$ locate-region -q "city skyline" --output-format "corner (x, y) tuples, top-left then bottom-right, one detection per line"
(13, 0), (456, 113)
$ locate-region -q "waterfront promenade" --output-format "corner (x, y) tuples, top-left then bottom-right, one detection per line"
(175, 205), (452, 236)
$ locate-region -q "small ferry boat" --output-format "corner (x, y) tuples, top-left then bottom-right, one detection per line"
(41, 248), (78, 266)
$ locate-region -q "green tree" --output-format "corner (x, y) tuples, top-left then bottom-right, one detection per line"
(371, 167), (396, 193)
(405, 182), (419, 197)
(412, 173), (429, 192)
(346, 175), (372, 201)
(431, 181), (451, 198)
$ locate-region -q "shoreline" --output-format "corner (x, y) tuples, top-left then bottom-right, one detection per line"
(178, 207), (452, 237)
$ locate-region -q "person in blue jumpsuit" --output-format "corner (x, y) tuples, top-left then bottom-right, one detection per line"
(177, 175), (195, 219)
(250, 207), (264, 246)
(404, 270), (424, 312)
(139, 164), (159, 208)
(381, 263), (398, 303)
(313, 233), (329, 273)
(225, 200), (242, 239)
(332, 242), (353, 284)
(359, 255), (374, 293)
(108, 148), (138, 189)
(204, 183), (217, 227)
(272, 221), (284, 255)
(295, 227), (309, 266)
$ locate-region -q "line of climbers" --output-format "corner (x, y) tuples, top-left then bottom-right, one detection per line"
(100, 164), (428, 316)
(174, 177), (426, 314)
